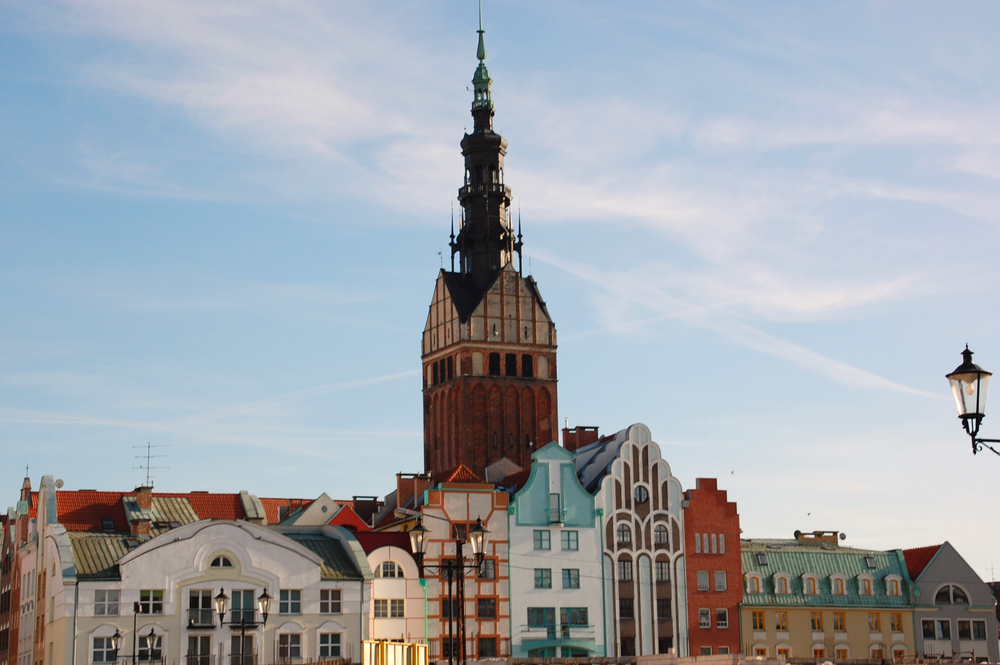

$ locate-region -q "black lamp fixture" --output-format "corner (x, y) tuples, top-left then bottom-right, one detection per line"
(110, 629), (123, 653)
(407, 515), (490, 665)
(946, 345), (999, 456)
(214, 587), (272, 665)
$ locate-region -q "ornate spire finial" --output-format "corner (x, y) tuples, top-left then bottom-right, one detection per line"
(477, 0), (486, 62)
(471, 1), (493, 117)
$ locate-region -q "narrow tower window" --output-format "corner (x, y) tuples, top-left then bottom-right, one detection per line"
(505, 353), (517, 376)
(488, 353), (500, 376)
(447, 357), (454, 380)
(521, 354), (533, 378)
(433, 363), (439, 385)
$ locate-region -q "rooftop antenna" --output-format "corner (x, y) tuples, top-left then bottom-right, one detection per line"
(133, 442), (170, 487)
(438, 248), (443, 270)
(24, 463), (28, 478)
(450, 203), (456, 272)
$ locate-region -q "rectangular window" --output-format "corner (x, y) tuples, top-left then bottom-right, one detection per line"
(656, 598), (671, 619)
(752, 611), (765, 631)
(655, 561), (670, 582)
(93, 637), (117, 663)
(451, 523), (467, 540)
(834, 612), (846, 632)
(94, 590), (119, 616)
(719, 646), (730, 655)
(697, 570), (709, 591)
(188, 636), (210, 665)
(561, 530), (578, 550)
(869, 612), (881, 632)
(814, 648), (826, 658)
(441, 638), (459, 659)
(139, 589), (163, 615)
(757, 553), (768, 565)
(754, 648), (768, 657)
(618, 560), (633, 581)
(562, 569), (580, 589)
(139, 633), (162, 662)
(835, 649), (848, 659)
(893, 649), (906, 660)
(973, 620), (987, 640)
(698, 608), (711, 629)
(320, 589), (341, 614)
(488, 353), (500, 376)
(719, 534), (726, 554)
(505, 353), (517, 377)
(619, 598), (634, 619)
(374, 599), (388, 618)
(527, 607), (555, 627)
(711, 534), (717, 554)
(659, 638), (674, 654)
(700, 647), (712, 656)
(534, 568), (552, 589)
(716, 608), (728, 629)
(231, 590), (255, 623)
(890, 612), (903, 633)
(714, 571), (727, 591)
(703, 534), (710, 553)
(279, 589), (301, 614)
(521, 354), (533, 378)
(478, 559), (496, 579)
(319, 634), (341, 658)
(922, 620), (935, 639)
(189, 589), (214, 626)
(811, 612), (823, 631)
(277, 634), (301, 660)
(390, 599), (404, 618)
(441, 598), (460, 618)
(560, 607), (588, 626)
(936, 620), (951, 640)
(959, 620), (972, 640)
(549, 493), (561, 523)
(533, 530), (551, 550)
(775, 611), (787, 631)
(777, 648), (790, 658)
(477, 598), (496, 619)
(478, 638), (497, 659)
(694, 533), (701, 554)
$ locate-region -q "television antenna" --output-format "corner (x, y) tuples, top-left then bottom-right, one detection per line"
(133, 442), (170, 487)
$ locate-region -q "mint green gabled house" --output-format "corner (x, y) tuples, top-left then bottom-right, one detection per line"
(508, 442), (606, 658)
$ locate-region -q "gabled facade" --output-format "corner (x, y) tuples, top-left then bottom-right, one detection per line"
(682, 478), (741, 656)
(574, 424), (687, 657)
(741, 532), (916, 660)
(904, 542), (998, 662)
(508, 442), (605, 658)
(352, 532), (424, 644)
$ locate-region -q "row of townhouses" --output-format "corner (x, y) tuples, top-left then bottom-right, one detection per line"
(0, 423), (996, 665)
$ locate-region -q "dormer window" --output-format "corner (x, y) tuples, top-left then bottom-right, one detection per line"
(774, 573), (791, 594)
(803, 575), (818, 595)
(885, 575), (902, 597)
(746, 574), (762, 594)
(210, 556), (233, 568)
(756, 553), (768, 565)
(830, 574), (846, 595)
(859, 577), (873, 595)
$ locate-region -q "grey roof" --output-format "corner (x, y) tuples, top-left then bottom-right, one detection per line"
(574, 426), (634, 493)
(284, 532), (364, 580)
(69, 532), (129, 580)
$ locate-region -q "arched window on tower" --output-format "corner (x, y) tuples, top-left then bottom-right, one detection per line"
(433, 363), (439, 385)
(475, 165), (484, 184)
(505, 353), (517, 376)
(521, 354), (533, 378)
(488, 353), (500, 376)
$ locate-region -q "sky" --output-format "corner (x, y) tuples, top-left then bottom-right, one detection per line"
(3, 1), (1000, 578)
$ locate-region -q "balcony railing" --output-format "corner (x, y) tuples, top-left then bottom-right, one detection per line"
(188, 609), (215, 627)
(458, 183), (512, 200)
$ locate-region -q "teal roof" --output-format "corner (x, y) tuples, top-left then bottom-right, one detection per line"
(284, 532), (363, 580)
(742, 539), (913, 608)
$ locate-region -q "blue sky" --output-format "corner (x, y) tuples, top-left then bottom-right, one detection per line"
(3, 1), (1000, 577)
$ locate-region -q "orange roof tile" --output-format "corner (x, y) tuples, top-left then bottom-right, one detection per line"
(259, 497), (313, 525)
(904, 544), (942, 580)
(433, 465), (483, 484)
(56, 491), (128, 531)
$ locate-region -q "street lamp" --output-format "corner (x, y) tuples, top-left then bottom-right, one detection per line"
(946, 345), (1000, 456)
(111, 629), (123, 664)
(215, 587), (272, 665)
(408, 516), (489, 665)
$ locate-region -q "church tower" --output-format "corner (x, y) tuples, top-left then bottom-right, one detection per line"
(421, 19), (557, 478)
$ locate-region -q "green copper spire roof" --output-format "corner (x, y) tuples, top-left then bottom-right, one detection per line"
(471, 1), (493, 114)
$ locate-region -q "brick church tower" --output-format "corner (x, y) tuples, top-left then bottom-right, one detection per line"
(422, 21), (557, 478)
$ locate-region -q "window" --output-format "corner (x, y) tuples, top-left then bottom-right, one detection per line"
(861, 578), (872, 595)
(811, 612), (823, 631)
(868, 612), (881, 632)
(715, 571), (727, 591)
(700, 647), (712, 656)
(232, 590), (255, 623)
(618, 560), (633, 581)
(505, 353), (517, 376)
(754, 648), (768, 657)
(711, 534), (718, 554)
(775, 577), (788, 594)
(375, 561), (401, 578)
(694, 533), (701, 553)
(813, 648), (826, 658)
(719, 646), (730, 655)
(451, 523), (467, 540)
(619, 598), (634, 619)
(699, 609), (711, 629)
(833, 612), (845, 632)
(659, 638), (674, 654)
(756, 553), (768, 565)
(922, 620), (935, 639)
(210, 556), (233, 568)
(697, 571), (710, 591)
(478, 560), (496, 580)
(533, 530), (551, 550)
(719, 534), (726, 554)
(390, 599), (404, 618)
(562, 569), (580, 589)
(521, 354), (533, 378)
(835, 649), (848, 659)
(441, 598), (460, 618)
(870, 647), (884, 659)
(93, 637), (117, 663)
(748, 576), (761, 593)
(139, 633), (162, 661)
(805, 578), (817, 594)
(654, 525), (669, 547)
(777, 648), (790, 658)
(561, 531), (578, 550)
(634, 487), (649, 504)
(139, 590), (163, 615)
(893, 649), (906, 660)
(887, 579), (900, 596)
(833, 578), (845, 595)
(279, 590), (301, 614)
(865, 556), (877, 569)
(716, 608), (728, 629)
(655, 561), (670, 582)
(936, 620), (951, 640)
(527, 607), (555, 628)
(656, 598), (671, 619)
(374, 599), (388, 618)
(188, 636), (210, 665)
(959, 620), (972, 640)
(534, 569), (552, 589)
(561, 607), (588, 626)
(488, 353), (500, 376)
(752, 611), (765, 631)
(94, 590), (119, 616)
(189, 589), (214, 626)
(442, 638), (460, 659)
(319, 634), (341, 658)
(775, 611), (788, 631)
(973, 620), (987, 640)
(320, 589), (341, 614)
(620, 638), (636, 657)
(277, 634), (301, 660)
(617, 524), (632, 544)
(478, 638), (497, 658)
(548, 493), (561, 523)
(936, 585), (969, 604)
(477, 598), (495, 619)
(890, 612), (903, 633)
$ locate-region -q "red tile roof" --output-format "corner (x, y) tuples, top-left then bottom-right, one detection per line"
(433, 465), (483, 484)
(328, 504), (371, 531)
(904, 544), (942, 580)
(259, 497), (313, 525)
(498, 469), (532, 492)
(352, 531), (413, 555)
(182, 493), (245, 521)
(56, 491), (128, 531)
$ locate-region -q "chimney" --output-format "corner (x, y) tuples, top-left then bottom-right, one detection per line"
(129, 486), (153, 537)
(350, 496), (385, 527)
(562, 425), (600, 452)
(794, 530), (842, 545)
(136, 486), (152, 510)
(396, 473), (433, 512)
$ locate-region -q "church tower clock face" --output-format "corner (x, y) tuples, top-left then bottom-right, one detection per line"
(421, 20), (557, 479)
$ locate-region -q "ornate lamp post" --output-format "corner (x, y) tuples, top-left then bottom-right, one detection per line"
(408, 516), (489, 665)
(214, 587), (272, 665)
(946, 345), (1000, 456)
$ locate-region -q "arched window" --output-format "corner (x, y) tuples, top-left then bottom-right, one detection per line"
(805, 578), (817, 594)
(888, 579), (900, 596)
(776, 577), (788, 594)
(833, 578), (845, 595)
(936, 585), (969, 604)
(617, 524), (632, 544)
(861, 579), (872, 595)
(748, 576), (761, 593)
(210, 556), (233, 568)
(653, 525), (669, 546)
(375, 561), (401, 578)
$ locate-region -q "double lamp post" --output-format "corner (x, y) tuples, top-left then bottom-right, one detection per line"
(408, 516), (489, 665)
